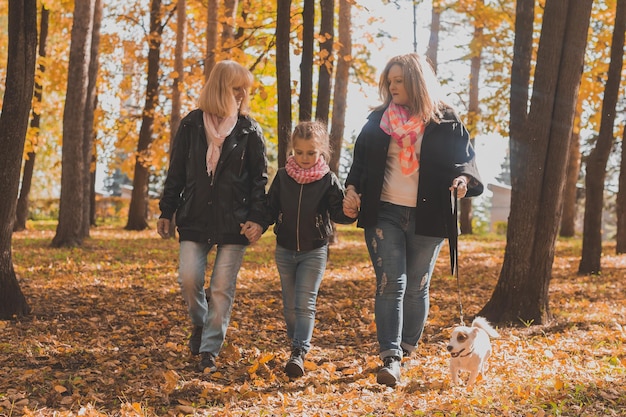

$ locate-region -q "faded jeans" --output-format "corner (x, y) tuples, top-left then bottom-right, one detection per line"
(365, 202), (444, 360)
(178, 240), (246, 357)
(275, 244), (328, 352)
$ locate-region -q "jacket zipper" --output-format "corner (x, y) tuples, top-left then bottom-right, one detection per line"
(238, 147), (246, 176)
(315, 214), (324, 239)
(296, 184), (303, 251)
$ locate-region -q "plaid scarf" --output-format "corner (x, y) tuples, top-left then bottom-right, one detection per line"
(285, 155), (330, 184)
(380, 102), (425, 175)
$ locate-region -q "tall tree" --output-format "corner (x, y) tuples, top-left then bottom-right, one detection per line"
(460, 0), (484, 235)
(276, 0), (292, 167)
(52, 0), (95, 247)
(205, 0), (219, 79)
(479, 0), (593, 325)
(426, 0), (442, 72)
(222, 0), (239, 56)
(14, 5), (49, 232)
(126, 0), (164, 231)
(329, 0), (351, 174)
(617, 124), (626, 254)
(560, 105), (583, 237)
(81, 0), (103, 237)
(298, 0), (314, 122)
(0, 0), (37, 319)
(314, 0), (334, 124)
(167, 0), (187, 238)
(579, 0), (626, 274)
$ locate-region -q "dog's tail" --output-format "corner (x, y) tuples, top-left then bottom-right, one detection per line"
(471, 316), (500, 338)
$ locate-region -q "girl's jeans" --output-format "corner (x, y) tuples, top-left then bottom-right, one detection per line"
(178, 240), (246, 357)
(365, 202), (444, 360)
(275, 244), (328, 353)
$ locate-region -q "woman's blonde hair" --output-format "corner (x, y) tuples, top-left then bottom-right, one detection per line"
(290, 120), (331, 162)
(197, 60), (254, 117)
(375, 53), (445, 121)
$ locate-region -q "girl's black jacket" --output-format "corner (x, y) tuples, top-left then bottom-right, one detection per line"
(159, 109), (269, 245)
(345, 107), (483, 239)
(266, 169), (356, 252)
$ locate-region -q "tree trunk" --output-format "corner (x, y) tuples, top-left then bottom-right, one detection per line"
(0, 0), (37, 319)
(616, 124), (626, 254)
(205, 0), (218, 79)
(579, 0), (625, 274)
(460, 0), (484, 235)
(298, 0), (314, 122)
(276, 0), (292, 168)
(81, 0), (102, 238)
(126, 0), (162, 231)
(426, 0), (442, 72)
(168, 0), (186, 238)
(14, 5), (49, 232)
(560, 127), (581, 237)
(329, 0), (350, 175)
(221, 0), (238, 56)
(479, 0), (593, 325)
(314, 0), (334, 124)
(52, 0), (95, 248)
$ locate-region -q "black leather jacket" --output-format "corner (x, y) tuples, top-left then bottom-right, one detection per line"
(346, 107), (483, 238)
(159, 109), (268, 245)
(267, 169), (355, 251)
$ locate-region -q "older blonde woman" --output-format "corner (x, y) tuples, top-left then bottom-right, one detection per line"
(158, 60), (268, 373)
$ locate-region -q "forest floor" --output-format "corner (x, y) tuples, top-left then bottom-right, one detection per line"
(1, 222), (625, 416)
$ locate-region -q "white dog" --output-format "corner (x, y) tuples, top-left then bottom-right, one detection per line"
(447, 316), (499, 387)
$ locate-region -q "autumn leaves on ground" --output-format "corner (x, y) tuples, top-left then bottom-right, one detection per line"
(2, 223), (625, 417)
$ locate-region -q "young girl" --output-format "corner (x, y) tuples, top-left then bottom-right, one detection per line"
(266, 121), (356, 378)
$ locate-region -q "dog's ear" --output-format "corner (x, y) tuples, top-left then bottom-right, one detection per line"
(471, 328), (480, 336)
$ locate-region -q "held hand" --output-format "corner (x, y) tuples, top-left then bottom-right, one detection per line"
(450, 176), (469, 199)
(240, 221), (263, 244)
(157, 218), (171, 239)
(343, 188), (361, 210)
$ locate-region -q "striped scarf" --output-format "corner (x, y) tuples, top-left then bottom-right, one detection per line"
(285, 155), (330, 184)
(380, 102), (425, 175)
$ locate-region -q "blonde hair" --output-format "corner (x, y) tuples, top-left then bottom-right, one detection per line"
(375, 53), (445, 121)
(290, 120), (331, 162)
(197, 60), (254, 117)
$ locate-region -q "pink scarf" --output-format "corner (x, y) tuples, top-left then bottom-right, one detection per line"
(285, 155), (330, 184)
(380, 102), (425, 175)
(203, 111), (238, 176)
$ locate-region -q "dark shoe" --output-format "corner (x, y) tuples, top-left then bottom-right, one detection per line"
(377, 356), (401, 386)
(189, 326), (203, 356)
(198, 352), (217, 373)
(284, 348), (306, 378)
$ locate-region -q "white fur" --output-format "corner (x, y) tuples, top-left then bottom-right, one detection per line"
(447, 316), (499, 387)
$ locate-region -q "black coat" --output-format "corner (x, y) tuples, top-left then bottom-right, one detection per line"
(267, 169), (355, 251)
(345, 107), (483, 239)
(159, 109), (268, 245)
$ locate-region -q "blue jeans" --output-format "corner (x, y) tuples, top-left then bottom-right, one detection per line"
(365, 202), (444, 360)
(275, 244), (328, 352)
(178, 240), (246, 357)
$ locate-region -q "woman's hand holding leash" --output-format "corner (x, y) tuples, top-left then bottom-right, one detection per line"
(450, 176), (469, 199)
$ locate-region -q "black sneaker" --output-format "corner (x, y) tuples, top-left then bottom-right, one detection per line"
(189, 326), (203, 356)
(198, 352), (217, 373)
(377, 356), (401, 386)
(284, 348), (306, 378)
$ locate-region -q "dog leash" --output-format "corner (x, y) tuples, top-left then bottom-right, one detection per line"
(451, 188), (465, 326)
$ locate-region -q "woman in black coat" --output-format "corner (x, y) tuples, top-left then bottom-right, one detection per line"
(157, 60), (268, 374)
(343, 53), (483, 387)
